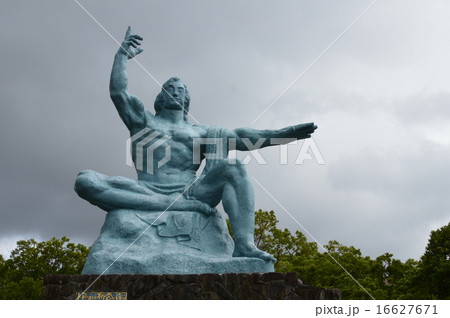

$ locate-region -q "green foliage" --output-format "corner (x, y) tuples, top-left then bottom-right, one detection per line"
(0, 236), (90, 300)
(2, 214), (447, 300)
(251, 210), (449, 300)
(253, 210), (319, 274)
(309, 241), (374, 299)
(416, 222), (450, 299)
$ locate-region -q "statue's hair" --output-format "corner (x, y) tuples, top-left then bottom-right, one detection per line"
(154, 77), (190, 122)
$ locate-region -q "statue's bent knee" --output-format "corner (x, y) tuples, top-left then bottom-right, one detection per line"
(221, 159), (247, 181)
(74, 170), (102, 198)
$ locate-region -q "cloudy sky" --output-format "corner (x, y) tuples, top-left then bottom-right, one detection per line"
(1, 0), (449, 265)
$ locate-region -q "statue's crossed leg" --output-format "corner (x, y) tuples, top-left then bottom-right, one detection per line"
(74, 160), (276, 263)
(74, 170), (215, 215)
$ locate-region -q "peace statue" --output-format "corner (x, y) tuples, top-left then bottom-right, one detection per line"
(75, 27), (317, 274)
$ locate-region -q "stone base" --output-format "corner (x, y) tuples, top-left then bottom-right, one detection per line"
(83, 209), (274, 274)
(84, 252), (273, 274)
(43, 273), (342, 300)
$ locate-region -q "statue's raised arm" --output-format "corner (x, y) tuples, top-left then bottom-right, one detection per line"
(110, 26), (147, 134)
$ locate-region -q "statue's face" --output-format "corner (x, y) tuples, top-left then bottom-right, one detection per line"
(162, 80), (186, 110)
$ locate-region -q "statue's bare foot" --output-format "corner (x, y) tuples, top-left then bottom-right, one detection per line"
(232, 239), (276, 263)
(173, 196), (217, 216)
(194, 200), (217, 216)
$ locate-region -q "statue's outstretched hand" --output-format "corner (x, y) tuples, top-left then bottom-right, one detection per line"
(119, 26), (143, 59)
(289, 122), (318, 140)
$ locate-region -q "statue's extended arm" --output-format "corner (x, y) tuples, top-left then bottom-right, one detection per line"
(110, 26), (146, 133)
(229, 123), (318, 150)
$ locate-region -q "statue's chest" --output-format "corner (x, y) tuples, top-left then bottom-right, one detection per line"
(171, 128), (201, 143)
(148, 125), (202, 144)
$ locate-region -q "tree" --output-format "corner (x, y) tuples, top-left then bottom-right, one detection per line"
(416, 222), (450, 299)
(253, 209), (278, 250)
(247, 210), (447, 300)
(371, 253), (423, 299)
(307, 240), (376, 299)
(0, 237), (90, 300)
(252, 209), (319, 273)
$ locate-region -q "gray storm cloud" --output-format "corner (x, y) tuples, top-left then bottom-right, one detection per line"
(0, 0), (449, 261)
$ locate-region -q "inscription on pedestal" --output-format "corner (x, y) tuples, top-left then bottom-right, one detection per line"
(77, 292), (127, 300)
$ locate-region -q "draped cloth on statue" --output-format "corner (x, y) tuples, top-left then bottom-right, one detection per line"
(134, 210), (209, 251)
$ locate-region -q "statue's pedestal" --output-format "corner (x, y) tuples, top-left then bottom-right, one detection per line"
(43, 273), (342, 300)
(83, 209), (273, 274)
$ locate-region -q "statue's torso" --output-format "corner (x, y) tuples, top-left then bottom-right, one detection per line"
(134, 113), (209, 186)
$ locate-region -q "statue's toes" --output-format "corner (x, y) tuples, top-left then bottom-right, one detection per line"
(205, 206), (217, 216)
(262, 252), (277, 263)
(251, 249), (277, 263)
(198, 202), (216, 216)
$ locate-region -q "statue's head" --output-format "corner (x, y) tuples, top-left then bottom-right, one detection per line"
(154, 77), (190, 121)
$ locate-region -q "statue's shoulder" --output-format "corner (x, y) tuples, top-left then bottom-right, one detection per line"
(144, 111), (163, 128)
(190, 124), (209, 136)
(190, 124), (233, 139)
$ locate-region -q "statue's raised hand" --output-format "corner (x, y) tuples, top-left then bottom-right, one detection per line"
(119, 26), (143, 59)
